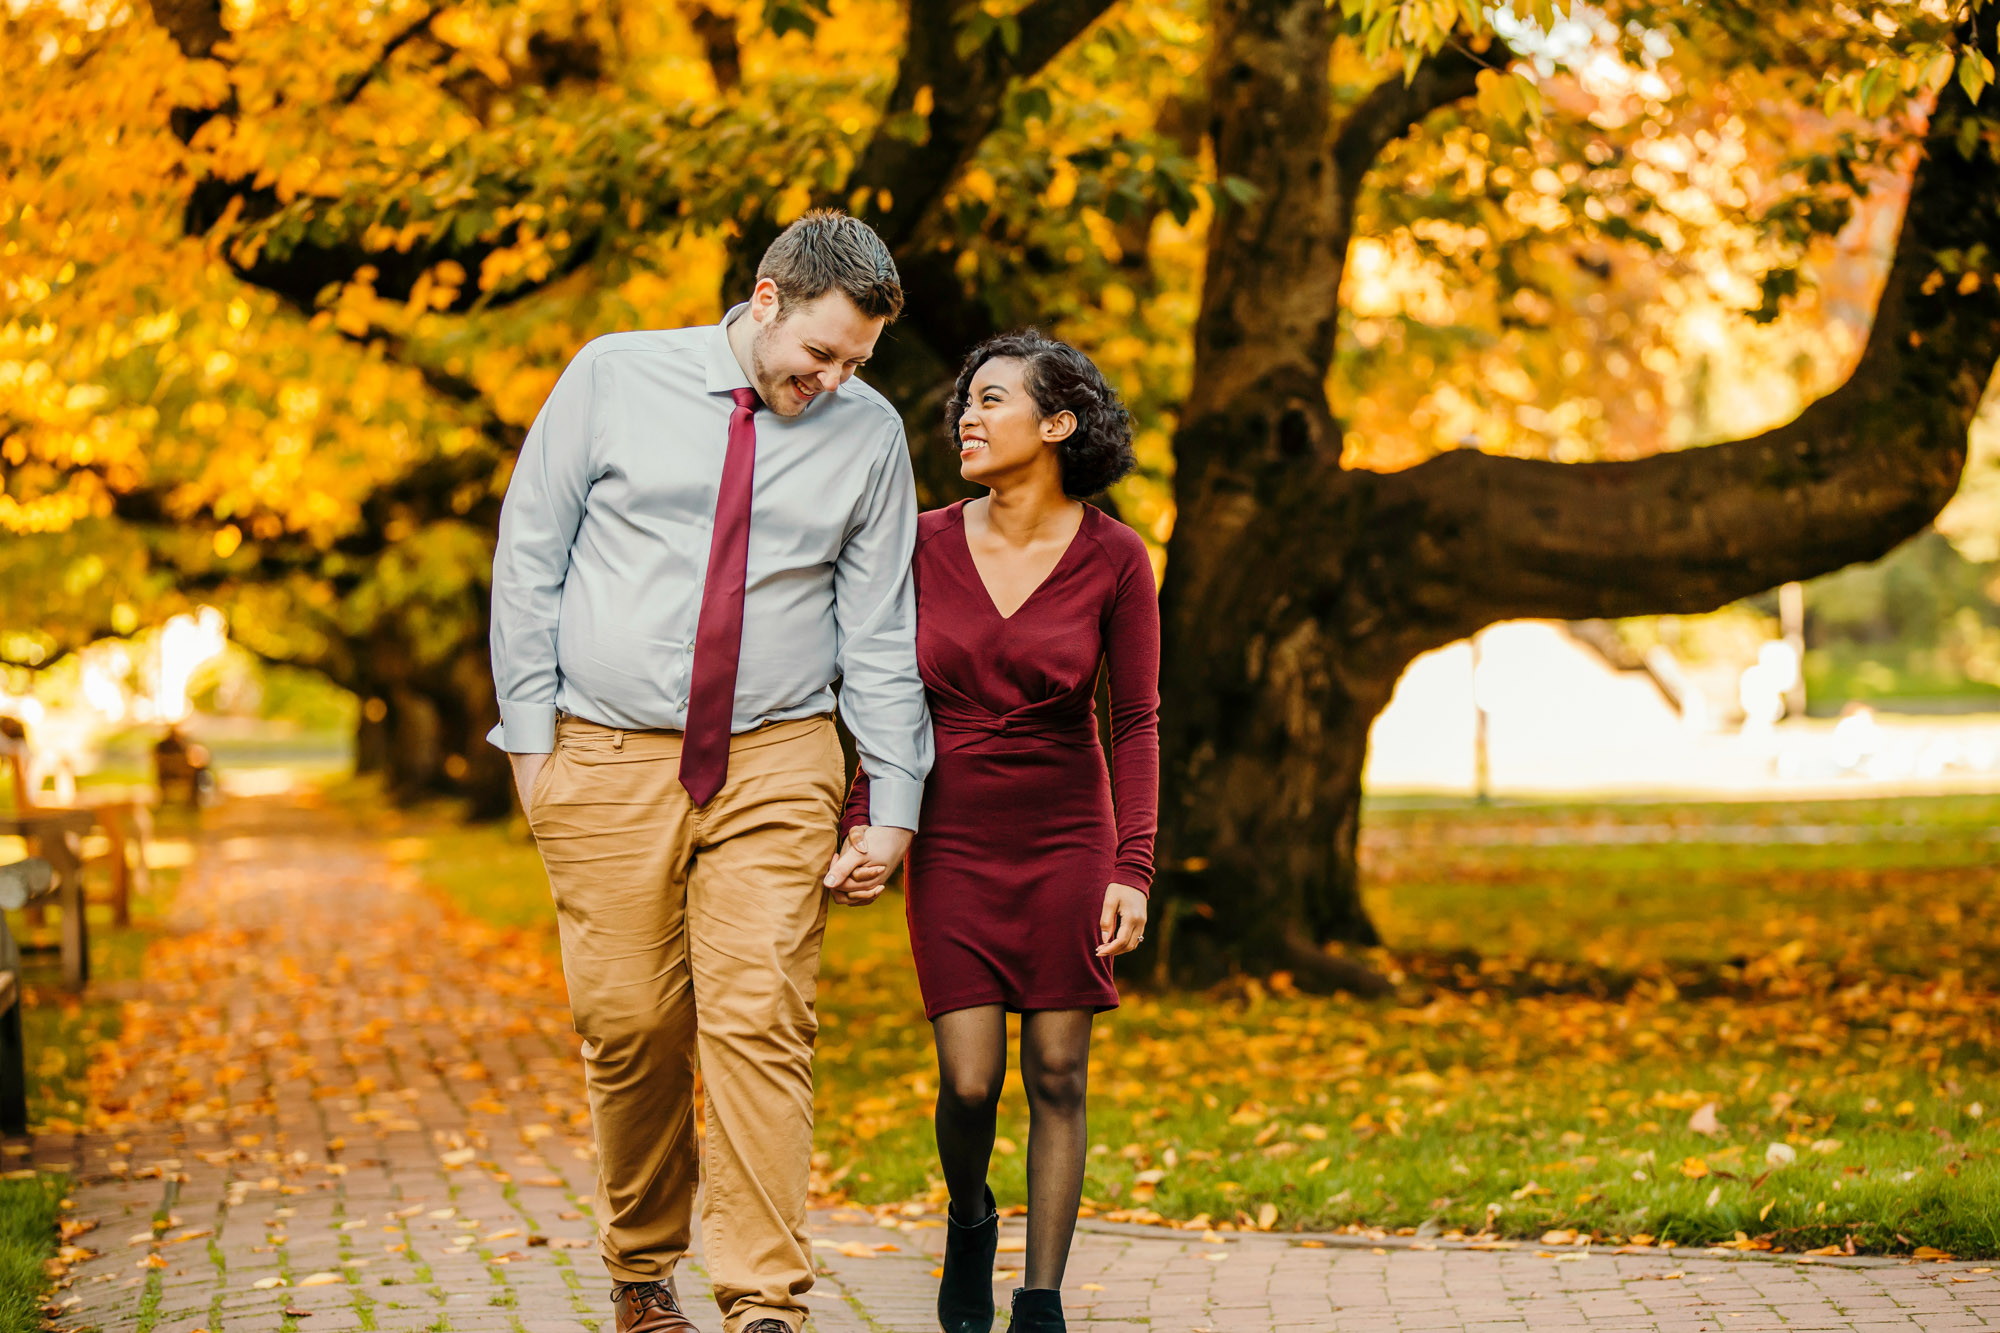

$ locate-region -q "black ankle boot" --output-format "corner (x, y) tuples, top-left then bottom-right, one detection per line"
(1009, 1287), (1066, 1331)
(937, 1186), (999, 1333)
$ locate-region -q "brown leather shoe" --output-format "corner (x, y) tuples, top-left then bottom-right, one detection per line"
(611, 1280), (701, 1333)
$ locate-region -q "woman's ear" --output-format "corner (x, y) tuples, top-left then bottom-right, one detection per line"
(1042, 409), (1078, 445)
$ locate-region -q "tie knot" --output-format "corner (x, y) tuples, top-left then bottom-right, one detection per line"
(731, 387), (761, 414)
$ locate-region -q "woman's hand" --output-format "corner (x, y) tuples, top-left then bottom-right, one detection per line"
(1096, 883), (1148, 956)
(822, 825), (912, 906)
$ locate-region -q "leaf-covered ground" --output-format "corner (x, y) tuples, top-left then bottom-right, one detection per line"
(397, 792), (2000, 1256)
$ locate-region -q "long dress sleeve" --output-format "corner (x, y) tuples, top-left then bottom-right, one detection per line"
(839, 767), (872, 843)
(1101, 528), (1161, 893)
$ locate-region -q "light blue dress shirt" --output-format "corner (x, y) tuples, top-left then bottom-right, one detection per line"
(487, 304), (932, 830)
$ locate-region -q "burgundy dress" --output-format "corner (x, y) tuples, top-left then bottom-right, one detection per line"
(842, 500), (1160, 1018)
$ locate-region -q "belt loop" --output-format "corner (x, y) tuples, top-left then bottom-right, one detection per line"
(612, 729), (624, 751)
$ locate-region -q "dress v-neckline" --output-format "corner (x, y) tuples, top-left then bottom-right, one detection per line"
(957, 501), (1088, 622)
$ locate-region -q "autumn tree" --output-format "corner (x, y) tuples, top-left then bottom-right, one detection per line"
(1151, 1), (2000, 989)
(6, 0), (1999, 981)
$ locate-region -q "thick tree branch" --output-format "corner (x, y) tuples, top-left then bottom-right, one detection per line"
(843, 0), (1118, 255)
(1332, 41), (1489, 201)
(1367, 9), (2000, 666)
(184, 176), (607, 317)
(720, 0), (1120, 421)
(1172, 34), (1484, 434)
(154, 0), (614, 318)
(1179, 0), (1343, 443)
(891, 250), (1005, 373)
(147, 0), (225, 58)
(338, 5), (441, 105)
(1010, 0), (1124, 86)
(682, 3), (741, 92)
(717, 0), (1120, 317)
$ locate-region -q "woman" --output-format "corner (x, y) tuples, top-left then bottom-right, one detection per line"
(831, 330), (1159, 1333)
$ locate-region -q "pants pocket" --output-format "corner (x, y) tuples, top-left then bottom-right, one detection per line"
(526, 749), (562, 833)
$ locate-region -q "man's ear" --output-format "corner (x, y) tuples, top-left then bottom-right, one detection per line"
(1042, 409), (1078, 444)
(749, 277), (782, 322)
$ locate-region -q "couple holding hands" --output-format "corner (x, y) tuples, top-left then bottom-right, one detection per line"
(488, 210), (1160, 1333)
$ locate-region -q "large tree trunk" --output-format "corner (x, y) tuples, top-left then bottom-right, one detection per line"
(347, 625), (512, 819)
(1154, 4), (2000, 988)
(1149, 0), (1398, 991)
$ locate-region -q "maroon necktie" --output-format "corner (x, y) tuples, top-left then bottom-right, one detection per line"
(679, 386), (760, 805)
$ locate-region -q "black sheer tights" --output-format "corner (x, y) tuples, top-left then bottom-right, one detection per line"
(932, 1006), (1094, 1291)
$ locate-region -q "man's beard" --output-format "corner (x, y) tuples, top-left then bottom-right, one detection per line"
(748, 324), (802, 417)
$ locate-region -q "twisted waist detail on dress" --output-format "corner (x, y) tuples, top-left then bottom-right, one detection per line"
(929, 701), (1097, 751)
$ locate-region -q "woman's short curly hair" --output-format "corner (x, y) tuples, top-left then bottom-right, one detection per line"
(946, 330), (1136, 498)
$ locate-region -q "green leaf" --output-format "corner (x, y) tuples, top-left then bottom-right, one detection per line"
(1925, 48), (1957, 95)
(1862, 65), (1899, 118)
(1218, 174), (1262, 207)
(1476, 68), (1540, 129)
(881, 110), (931, 145)
(1363, 11), (1395, 66)
(764, 0), (830, 40)
(954, 12), (993, 61)
(1957, 113), (1984, 160)
(1516, 72), (1543, 127)
(1010, 86), (1053, 125)
(1157, 171), (1199, 226)
(1959, 49), (1991, 106)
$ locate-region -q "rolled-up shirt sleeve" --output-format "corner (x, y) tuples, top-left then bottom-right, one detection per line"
(833, 426), (932, 830)
(487, 343), (598, 753)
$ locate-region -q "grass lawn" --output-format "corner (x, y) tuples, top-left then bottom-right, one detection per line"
(395, 790), (2000, 1257)
(0, 1174), (66, 1333)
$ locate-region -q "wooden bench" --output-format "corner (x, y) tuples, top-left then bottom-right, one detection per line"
(0, 812), (93, 992)
(1, 718), (152, 927)
(1, 855), (57, 1135)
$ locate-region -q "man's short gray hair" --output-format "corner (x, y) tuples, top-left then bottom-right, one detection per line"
(756, 210), (904, 323)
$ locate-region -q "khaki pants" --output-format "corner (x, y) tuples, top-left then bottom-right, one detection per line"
(528, 713), (844, 1333)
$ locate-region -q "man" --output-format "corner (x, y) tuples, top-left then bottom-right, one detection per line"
(488, 211), (931, 1333)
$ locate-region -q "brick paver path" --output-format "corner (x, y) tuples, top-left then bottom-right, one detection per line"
(24, 799), (2000, 1332)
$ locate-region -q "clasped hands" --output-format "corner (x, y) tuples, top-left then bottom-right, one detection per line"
(822, 825), (914, 905)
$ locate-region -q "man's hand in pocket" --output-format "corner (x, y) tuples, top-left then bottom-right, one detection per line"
(509, 751), (550, 816)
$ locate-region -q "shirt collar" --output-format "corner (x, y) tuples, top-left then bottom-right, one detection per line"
(705, 303), (756, 395)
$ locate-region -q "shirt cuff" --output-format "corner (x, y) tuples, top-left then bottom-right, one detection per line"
(490, 700), (557, 753)
(865, 776), (924, 832)
(1113, 863), (1154, 896)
